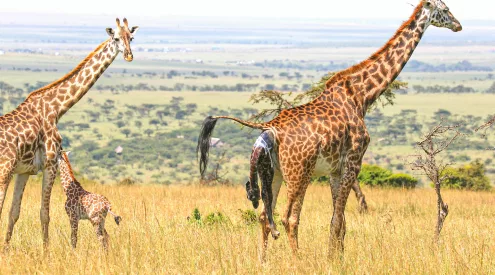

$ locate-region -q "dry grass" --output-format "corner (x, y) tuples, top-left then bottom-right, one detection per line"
(0, 181), (494, 274)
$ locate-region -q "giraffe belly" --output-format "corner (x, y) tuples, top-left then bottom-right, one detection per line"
(313, 155), (333, 177)
(13, 149), (44, 175)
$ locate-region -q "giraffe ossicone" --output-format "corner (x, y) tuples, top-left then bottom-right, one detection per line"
(197, 0), (461, 261)
(0, 17), (138, 249)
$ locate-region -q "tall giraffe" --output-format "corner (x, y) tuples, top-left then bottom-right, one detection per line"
(0, 18), (138, 248)
(197, 0), (461, 258)
(58, 151), (121, 250)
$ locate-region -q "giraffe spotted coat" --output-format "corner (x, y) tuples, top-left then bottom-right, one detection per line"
(198, 0), (462, 260)
(58, 151), (121, 249)
(0, 18), (138, 248)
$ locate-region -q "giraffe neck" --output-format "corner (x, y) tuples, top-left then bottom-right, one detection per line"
(321, 4), (432, 114)
(58, 157), (83, 194)
(26, 39), (118, 120)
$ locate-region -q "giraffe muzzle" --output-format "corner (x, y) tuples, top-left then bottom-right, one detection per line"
(124, 53), (133, 62)
(451, 22), (462, 32)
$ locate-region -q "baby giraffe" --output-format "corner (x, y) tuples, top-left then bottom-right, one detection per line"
(58, 151), (122, 250)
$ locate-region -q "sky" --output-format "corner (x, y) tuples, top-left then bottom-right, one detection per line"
(1, 0), (489, 21)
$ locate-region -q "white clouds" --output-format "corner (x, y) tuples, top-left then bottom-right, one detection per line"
(0, 0), (485, 20)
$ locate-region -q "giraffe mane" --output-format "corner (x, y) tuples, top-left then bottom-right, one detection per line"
(324, 2), (424, 85)
(25, 39), (110, 101)
(61, 152), (77, 182)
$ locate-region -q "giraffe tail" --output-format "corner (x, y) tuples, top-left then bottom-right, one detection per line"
(196, 115), (267, 179)
(108, 208), (122, 225)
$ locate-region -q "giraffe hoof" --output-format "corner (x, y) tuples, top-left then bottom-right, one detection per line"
(271, 230), (280, 240)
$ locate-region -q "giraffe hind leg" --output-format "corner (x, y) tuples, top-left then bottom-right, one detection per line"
(5, 174), (30, 245)
(93, 218), (108, 251)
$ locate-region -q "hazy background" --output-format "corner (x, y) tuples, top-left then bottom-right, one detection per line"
(1, 0), (495, 184)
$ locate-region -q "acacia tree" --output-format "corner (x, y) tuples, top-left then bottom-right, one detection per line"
(248, 72), (406, 123)
(200, 151), (231, 186)
(407, 120), (462, 241)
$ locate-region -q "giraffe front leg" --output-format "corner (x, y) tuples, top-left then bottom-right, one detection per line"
(40, 131), (62, 250)
(0, 150), (17, 222)
(329, 166), (360, 257)
(69, 216), (79, 248)
(41, 163), (57, 250)
(5, 174), (30, 245)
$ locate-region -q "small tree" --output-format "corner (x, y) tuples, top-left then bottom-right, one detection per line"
(149, 119), (160, 129)
(144, 129), (154, 137)
(408, 120), (462, 241)
(115, 121), (126, 128)
(121, 128), (131, 138)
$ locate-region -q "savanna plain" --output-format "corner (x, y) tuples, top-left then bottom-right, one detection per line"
(0, 13), (495, 273)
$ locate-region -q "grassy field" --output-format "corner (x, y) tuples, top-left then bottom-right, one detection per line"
(0, 181), (493, 273)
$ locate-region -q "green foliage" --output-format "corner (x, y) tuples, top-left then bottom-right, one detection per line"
(358, 164), (393, 187)
(188, 208), (229, 226)
(238, 209), (258, 226)
(358, 164), (418, 188)
(441, 160), (492, 191)
(189, 208), (202, 224)
(204, 212), (229, 225)
(249, 72), (407, 123)
(383, 173), (418, 189)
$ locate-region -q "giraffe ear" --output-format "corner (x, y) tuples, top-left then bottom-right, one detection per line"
(106, 28), (115, 37)
(130, 26), (139, 34)
(66, 151), (71, 156)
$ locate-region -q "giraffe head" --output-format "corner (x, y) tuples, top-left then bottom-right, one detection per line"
(423, 0), (462, 32)
(106, 18), (139, 62)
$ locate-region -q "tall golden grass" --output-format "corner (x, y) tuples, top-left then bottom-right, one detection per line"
(0, 180), (493, 273)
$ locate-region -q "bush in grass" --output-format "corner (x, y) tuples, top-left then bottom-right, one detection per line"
(441, 160), (492, 191)
(358, 164), (392, 187)
(383, 173), (418, 188)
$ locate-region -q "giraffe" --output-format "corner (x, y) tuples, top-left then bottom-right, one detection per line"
(58, 151), (121, 250)
(197, 0), (461, 259)
(0, 18), (138, 248)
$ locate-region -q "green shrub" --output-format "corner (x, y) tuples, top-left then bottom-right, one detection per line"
(358, 164), (392, 187)
(204, 212), (228, 225)
(238, 209), (258, 225)
(384, 173), (418, 188)
(441, 160), (492, 191)
(188, 208), (229, 226)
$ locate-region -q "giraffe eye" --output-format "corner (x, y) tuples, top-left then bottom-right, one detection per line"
(130, 37), (134, 42)
(443, 8), (449, 12)
(115, 38), (120, 42)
